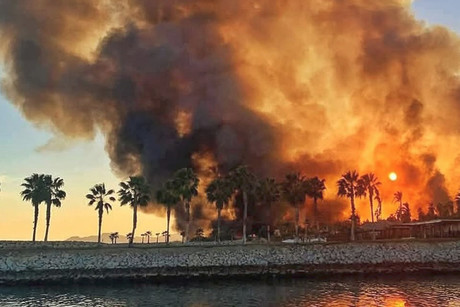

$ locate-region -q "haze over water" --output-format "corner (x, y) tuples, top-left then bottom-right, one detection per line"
(1, 275), (460, 306)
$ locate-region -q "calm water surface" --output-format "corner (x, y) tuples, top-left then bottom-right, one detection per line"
(1, 275), (460, 306)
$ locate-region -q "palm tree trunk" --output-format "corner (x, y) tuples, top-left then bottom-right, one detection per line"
(217, 207), (222, 243)
(243, 191), (248, 245)
(369, 193), (374, 223)
(32, 203), (39, 242)
(350, 194), (356, 241)
(166, 205), (171, 244)
(185, 201), (190, 243)
(267, 225), (271, 243)
(267, 201), (272, 244)
(98, 208), (103, 244)
(44, 202), (51, 242)
(295, 203), (299, 242)
(369, 192), (375, 240)
(130, 203), (137, 246)
(314, 197), (319, 233)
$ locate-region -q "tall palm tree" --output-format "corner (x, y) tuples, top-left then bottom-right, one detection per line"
(229, 165), (256, 245)
(358, 173), (381, 224)
(374, 189), (383, 221)
(337, 170), (363, 241)
(255, 177), (280, 243)
(282, 173), (309, 242)
(393, 191), (403, 218)
(43, 175), (66, 242)
(172, 168), (199, 243)
(156, 180), (179, 244)
(306, 177), (326, 232)
(86, 183), (116, 244)
(118, 176), (151, 246)
(20, 174), (45, 242)
(206, 176), (233, 243)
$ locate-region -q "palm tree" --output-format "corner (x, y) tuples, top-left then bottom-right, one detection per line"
(337, 170), (363, 241)
(155, 232), (160, 243)
(126, 233), (133, 242)
(206, 176), (233, 243)
(145, 231), (152, 243)
(229, 165), (255, 245)
(156, 180), (179, 244)
(43, 175), (66, 242)
(374, 189), (383, 221)
(358, 173), (381, 224)
(109, 232), (119, 244)
(255, 177), (280, 243)
(282, 173), (309, 242)
(141, 233), (146, 243)
(118, 176), (151, 246)
(20, 174), (45, 242)
(86, 183), (116, 244)
(393, 191), (403, 217)
(306, 177), (326, 232)
(172, 168), (199, 243)
(162, 230), (168, 242)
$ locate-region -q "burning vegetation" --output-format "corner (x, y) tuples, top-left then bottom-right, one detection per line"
(2, 1), (460, 239)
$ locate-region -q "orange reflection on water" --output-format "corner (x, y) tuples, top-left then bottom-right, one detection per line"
(384, 297), (406, 307)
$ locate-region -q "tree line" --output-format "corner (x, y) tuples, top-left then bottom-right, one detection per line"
(18, 167), (460, 245)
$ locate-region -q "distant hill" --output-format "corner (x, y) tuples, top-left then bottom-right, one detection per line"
(66, 233), (140, 244)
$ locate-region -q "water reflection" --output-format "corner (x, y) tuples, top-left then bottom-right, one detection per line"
(0, 275), (460, 306)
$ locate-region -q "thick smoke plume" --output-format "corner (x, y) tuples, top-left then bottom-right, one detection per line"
(2, 0), (460, 230)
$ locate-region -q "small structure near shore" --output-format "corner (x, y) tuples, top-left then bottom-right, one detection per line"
(360, 219), (460, 240)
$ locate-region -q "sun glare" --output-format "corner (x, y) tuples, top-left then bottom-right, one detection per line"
(389, 172), (397, 181)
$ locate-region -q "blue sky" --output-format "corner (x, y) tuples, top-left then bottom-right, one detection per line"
(0, 1), (459, 240)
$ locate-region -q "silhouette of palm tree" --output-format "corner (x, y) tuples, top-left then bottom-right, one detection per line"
(145, 231), (152, 243)
(229, 166), (256, 244)
(359, 173), (381, 223)
(86, 183), (116, 243)
(118, 176), (151, 246)
(156, 180), (180, 244)
(43, 175), (66, 241)
(155, 232), (160, 243)
(109, 232), (119, 244)
(172, 168), (199, 243)
(255, 177), (280, 243)
(206, 176), (233, 243)
(337, 171), (363, 241)
(393, 191), (403, 219)
(282, 173), (309, 242)
(20, 174), (46, 242)
(306, 177), (326, 232)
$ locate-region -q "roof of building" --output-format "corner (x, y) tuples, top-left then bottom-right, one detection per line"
(361, 219), (460, 230)
(360, 220), (402, 231)
(405, 219), (460, 226)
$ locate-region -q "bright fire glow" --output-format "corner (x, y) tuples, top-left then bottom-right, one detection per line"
(389, 172), (398, 181)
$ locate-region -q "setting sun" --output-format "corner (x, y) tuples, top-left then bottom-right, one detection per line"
(389, 172), (398, 181)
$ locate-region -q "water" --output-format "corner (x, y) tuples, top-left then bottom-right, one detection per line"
(1, 275), (460, 306)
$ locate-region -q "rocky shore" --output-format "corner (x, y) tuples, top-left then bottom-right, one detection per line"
(0, 240), (459, 285)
